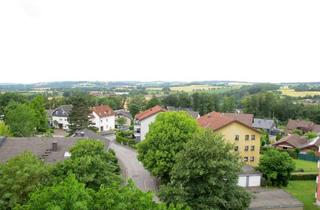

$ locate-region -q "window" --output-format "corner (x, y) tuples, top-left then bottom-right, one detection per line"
(250, 156), (255, 162)
(251, 146), (255, 151)
(245, 135), (249, 141)
(234, 146), (239, 152)
(245, 146), (249, 151)
(251, 135), (256, 140)
(244, 157), (248, 162)
(235, 135), (240, 141)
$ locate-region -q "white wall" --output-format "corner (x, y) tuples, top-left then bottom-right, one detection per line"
(52, 116), (69, 130)
(91, 112), (115, 131)
(140, 114), (159, 141)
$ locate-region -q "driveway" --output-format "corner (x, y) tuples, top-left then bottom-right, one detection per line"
(108, 136), (158, 193)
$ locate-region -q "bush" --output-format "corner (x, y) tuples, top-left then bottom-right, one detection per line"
(290, 173), (318, 180)
(116, 135), (136, 149)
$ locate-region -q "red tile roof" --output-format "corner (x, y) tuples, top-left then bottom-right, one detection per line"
(135, 105), (166, 121)
(92, 105), (115, 118)
(197, 111), (255, 131)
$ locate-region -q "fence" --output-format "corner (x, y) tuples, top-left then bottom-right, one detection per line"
(298, 153), (320, 162)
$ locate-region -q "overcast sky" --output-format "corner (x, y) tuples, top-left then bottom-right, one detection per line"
(0, 0), (319, 84)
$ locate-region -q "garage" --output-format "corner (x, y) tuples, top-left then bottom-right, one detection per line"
(238, 165), (262, 187)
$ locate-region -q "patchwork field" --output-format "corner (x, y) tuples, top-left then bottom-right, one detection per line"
(280, 87), (320, 97)
(170, 85), (223, 92)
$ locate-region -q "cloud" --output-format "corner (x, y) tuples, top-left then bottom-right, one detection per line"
(17, 0), (41, 18)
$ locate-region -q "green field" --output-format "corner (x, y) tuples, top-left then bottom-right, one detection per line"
(280, 87), (320, 97)
(285, 181), (320, 210)
(170, 85), (223, 92)
(294, 159), (318, 173)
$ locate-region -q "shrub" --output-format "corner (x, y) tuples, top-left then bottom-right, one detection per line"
(290, 173), (318, 180)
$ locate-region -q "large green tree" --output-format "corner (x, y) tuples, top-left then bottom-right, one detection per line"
(15, 174), (93, 210)
(52, 140), (120, 190)
(258, 149), (295, 187)
(30, 95), (49, 133)
(4, 102), (37, 137)
(137, 112), (198, 182)
(94, 180), (185, 210)
(128, 95), (146, 117)
(160, 129), (251, 210)
(0, 152), (50, 209)
(68, 94), (92, 134)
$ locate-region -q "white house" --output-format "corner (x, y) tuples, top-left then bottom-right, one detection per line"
(91, 105), (115, 132)
(51, 105), (73, 130)
(134, 105), (165, 141)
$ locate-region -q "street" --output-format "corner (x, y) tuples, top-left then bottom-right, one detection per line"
(108, 136), (158, 193)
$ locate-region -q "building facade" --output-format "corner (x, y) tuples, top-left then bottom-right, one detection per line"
(51, 105), (73, 130)
(91, 105), (115, 132)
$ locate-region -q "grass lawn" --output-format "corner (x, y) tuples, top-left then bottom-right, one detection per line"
(294, 159), (318, 173)
(285, 181), (320, 210)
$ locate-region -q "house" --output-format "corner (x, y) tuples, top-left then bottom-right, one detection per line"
(253, 118), (279, 135)
(51, 105), (73, 130)
(134, 105), (166, 141)
(273, 135), (320, 152)
(91, 105), (115, 132)
(197, 112), (261, 166)
(273, 135), (309, 150)
(286, 119), (320, 135)
(166, 106), (200, 119)
(115, 109), (132, 128)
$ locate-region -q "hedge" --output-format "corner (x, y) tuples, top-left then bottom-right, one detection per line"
(290, 172), (318, 180)
(116, 135), (137, 149)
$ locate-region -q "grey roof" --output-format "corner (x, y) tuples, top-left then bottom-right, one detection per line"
(240, 165), (261, 176)
(166, 106), (200, 119)
(0, 136), (106, 163)
(51, 105), (73, 117)
(115, 109), (132, 119)
(253, 118), (275, 130)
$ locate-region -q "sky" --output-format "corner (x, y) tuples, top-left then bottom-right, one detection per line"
(0, 0), (319, 84)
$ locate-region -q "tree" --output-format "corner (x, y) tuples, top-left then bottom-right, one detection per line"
(116, 117), (127, 127)
(30, 96), (49, 133)
(68, 94), (92, 134)
(305, 131), (317, 140)
(146, 97), (161, 110)
(137, 112), (198, 182)
(16, 174), (93, 210)
(0, 93), (27, 115)
(4, 102), (37, 137)
(0, 121), (11, 136)
(128, 96), (146, 117)
(94, 180), (185, 210)
(160, 129), (251, 210)
(0, 152), (50, 209)
(258, 149), (295, 186)
(52, 140), (120, 190)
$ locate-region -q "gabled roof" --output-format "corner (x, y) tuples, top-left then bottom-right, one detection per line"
(197, 111), (258, 132)
(135, 105), (165, 121)
(92, 105), (115, 118)
(253, 118), (275, 130)
(273, 135), (309, 148)
(166, 106), (200, 119)
(300, 136), (320, 150)
(115, 109), (132, 119)
(52, 105), (73, 117)
(286, 119), (320, 133)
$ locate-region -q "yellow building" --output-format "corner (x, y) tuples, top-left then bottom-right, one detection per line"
(198, 112), (261, 166)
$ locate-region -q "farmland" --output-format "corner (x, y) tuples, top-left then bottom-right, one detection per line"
(280, 87), (320, 97)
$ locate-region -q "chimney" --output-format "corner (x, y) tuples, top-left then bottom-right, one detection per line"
(52, 141), (58, 151)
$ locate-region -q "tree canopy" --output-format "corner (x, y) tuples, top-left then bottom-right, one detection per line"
(258, 149), (295, 187)
(160, 129), (251, 210)
(137, 112), (198, 182)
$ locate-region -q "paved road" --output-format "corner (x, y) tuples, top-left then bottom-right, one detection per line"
(108, 137), (158, 193)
